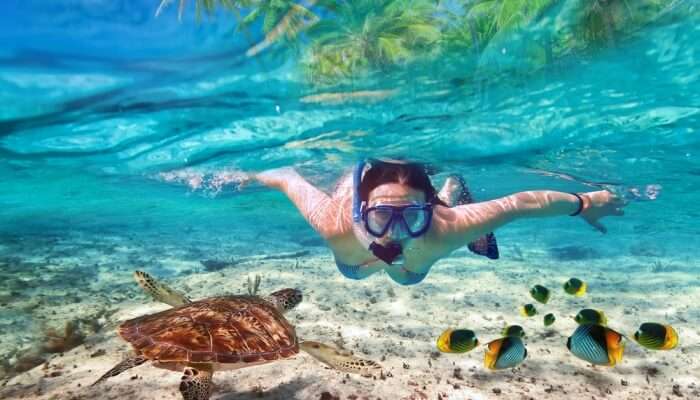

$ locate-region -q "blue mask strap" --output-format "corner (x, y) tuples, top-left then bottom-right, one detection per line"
(352, 160), (366, 223)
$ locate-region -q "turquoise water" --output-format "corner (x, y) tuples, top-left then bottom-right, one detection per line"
(1, 0), (699, 397)
(2, 3), (698, 250)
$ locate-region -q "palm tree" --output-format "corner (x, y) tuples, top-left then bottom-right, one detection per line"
(156, 0), (325, 57)
(582, 0), (670, 47)
(155, 0), (253, 21)
(152, 0), (678, 84)
(241, 0), (328, 56)
(464, 0), (555, 41)
(442, 0), (556, 76)
(525, 0), (677, 67)
(442, 0), (673, 77)
(304, 0), (442, 82)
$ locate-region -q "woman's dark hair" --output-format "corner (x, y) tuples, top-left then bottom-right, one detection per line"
(358, 159), (447, 206)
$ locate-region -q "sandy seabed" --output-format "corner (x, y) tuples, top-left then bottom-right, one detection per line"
(1, 231), (699, 400)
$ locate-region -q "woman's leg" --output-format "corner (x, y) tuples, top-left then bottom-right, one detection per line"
(438, 175), (499, 259)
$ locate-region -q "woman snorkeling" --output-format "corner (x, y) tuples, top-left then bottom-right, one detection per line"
(253, 159), (626, 285)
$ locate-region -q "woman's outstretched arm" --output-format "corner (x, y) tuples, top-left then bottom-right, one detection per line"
(433, 190), (626, 252)
(254, 167), (350, 240)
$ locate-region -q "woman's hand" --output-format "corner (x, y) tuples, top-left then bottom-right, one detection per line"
(254, 166), (298, 190)
(579, 190), (626, 233)
(232, 167), (296, 191)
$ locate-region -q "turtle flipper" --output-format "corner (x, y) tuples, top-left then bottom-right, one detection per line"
(133, 270), (191, 307)
(299, 340), (383, 378)
(179, 365), (214, 400)
(92, 355), (148, 386)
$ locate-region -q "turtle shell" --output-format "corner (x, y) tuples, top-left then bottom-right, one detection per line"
(119, 295), (299, 365)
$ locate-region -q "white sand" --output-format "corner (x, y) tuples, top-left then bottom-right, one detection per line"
(2, 240), (699, 400)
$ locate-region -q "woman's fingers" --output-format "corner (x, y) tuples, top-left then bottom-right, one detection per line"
(611, 196), (627, 206)
(578, 191), (625, 233)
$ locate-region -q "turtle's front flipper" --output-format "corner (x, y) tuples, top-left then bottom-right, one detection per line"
(300, 340), (383, 378)
(179, 365), (214, 400)
(92, 355), (148, 386)
(134, 270), (191, 307)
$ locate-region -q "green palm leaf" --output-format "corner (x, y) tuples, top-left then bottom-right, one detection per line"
(377, 35), (410, 62)
(304, 0), (441, 81)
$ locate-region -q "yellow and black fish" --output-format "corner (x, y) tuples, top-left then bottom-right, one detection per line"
(520, 303), (537, 317)
(574, 308), (607, 326)
(633, 322), (679, 350)
(544, 313), (556, 326)
(484, 336), (527, 370)
(530, 284), (551, 304)
(502, 325), (525, 338)
(563, 278), (587, 296)
(436, 329), (479, 353)
(567, 323), (625, 366)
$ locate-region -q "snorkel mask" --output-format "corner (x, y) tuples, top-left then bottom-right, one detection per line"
(352, 160), (434, 265)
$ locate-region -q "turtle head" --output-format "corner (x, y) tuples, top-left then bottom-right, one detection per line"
(268, 288), (303, 312)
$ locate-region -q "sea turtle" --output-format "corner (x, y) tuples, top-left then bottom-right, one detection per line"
(93, 271), (382, 399)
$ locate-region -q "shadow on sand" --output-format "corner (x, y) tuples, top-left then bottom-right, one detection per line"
(217, 377), (312, 400)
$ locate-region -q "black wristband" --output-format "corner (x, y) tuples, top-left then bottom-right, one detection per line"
(569, 193), (584, 216)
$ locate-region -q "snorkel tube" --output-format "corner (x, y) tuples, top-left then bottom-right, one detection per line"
(351, 161), (365, 225)
(352, 160), (405, 265)
(352, 160), (373, 249)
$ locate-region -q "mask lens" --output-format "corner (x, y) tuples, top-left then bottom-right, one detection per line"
(401, 207), (428, 233)
(366, 208), (393, 236)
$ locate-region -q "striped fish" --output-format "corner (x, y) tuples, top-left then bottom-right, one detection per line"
(530, 284), (551, 304)
(567, 324), (625, 366)
(563, 278), (587, 296)
(574, 308), (607, 326)
(436, 329), (479, 353)
(634, 323), (678, 350)
(484, 336), (527, 370)
(520, 303), (537, 317)
(543, 313), (556, 327)
(502, 325), (525, 338)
